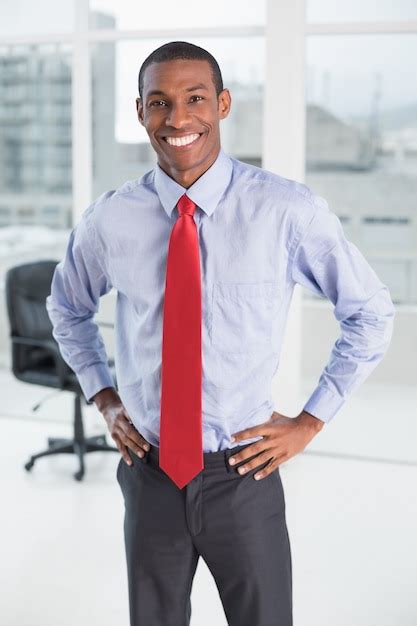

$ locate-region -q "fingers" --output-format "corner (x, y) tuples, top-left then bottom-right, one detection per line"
(116, 440), (133, 466)
(110, 412), (151, 463)
(119, 418), (150, 454)
(228, 445), (277, 480)
(227, 441), (265, 468)
(251, 455), (281, 480)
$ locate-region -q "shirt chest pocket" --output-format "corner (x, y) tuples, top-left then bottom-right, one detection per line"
(211, 281), (279, 354)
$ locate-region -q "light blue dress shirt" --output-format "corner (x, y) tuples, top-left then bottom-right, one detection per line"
(46, 147), (395, 452)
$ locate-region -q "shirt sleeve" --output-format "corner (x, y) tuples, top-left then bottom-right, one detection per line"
(45, 202), (115, 403)
(291, 194), (396, 424)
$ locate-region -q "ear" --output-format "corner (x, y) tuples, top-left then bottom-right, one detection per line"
(136, 97), (144, 126)
(217, 88), (231, 121)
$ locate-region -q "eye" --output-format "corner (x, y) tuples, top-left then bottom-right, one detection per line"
(148, 95), (204, 108)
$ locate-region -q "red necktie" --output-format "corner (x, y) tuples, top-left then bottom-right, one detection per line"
(159, 194), (204, 489)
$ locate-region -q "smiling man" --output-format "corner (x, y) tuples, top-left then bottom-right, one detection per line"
(138, 58), (227, 188)
(46, 41), (395, 626)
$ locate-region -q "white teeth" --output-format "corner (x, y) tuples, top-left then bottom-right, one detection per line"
(166, 133), (200, 147)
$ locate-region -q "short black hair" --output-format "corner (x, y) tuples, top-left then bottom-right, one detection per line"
(138, 41), (224, 100)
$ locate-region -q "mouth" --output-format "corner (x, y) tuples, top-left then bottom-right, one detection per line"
(161, 132), (205, 150)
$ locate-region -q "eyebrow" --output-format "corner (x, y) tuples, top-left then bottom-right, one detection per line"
(146, 83), (209, 99)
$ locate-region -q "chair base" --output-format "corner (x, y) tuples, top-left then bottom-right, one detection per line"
(24, 434), (118, 481)
(24, 392), (118, 481)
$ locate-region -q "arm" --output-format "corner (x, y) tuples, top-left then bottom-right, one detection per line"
(291, 194), (396, 424)
(45, 203), (115, 403)
(296, 409), (325, 432)
(91, 386), (121, 411)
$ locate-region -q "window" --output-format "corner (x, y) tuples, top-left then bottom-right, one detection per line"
(0, 41), (72, 282)
(307, 0), (417, 23)
(89, 0), (265, 30)
(0, 0), (75, 35)
(305, 34), (417, 304)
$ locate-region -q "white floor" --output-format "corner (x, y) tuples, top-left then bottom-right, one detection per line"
(1, 369), (417, 626)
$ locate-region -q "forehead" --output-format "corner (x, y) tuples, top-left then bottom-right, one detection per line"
(142, 59), (215, 96)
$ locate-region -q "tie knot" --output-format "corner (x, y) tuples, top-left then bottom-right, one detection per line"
(177, 194), (197, 217)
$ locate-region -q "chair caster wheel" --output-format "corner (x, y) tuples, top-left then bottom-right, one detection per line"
(74, 470), (84, 481)
(24, 460), (34, 471)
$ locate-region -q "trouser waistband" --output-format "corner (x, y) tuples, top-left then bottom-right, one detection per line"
(142, 441), (256, 474)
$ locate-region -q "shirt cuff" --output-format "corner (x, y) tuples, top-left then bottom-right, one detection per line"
(76, 362), (115, 403)
(302, 384), (346, 424)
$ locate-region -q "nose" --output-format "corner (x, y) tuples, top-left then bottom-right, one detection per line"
(165, 103), (192, 129)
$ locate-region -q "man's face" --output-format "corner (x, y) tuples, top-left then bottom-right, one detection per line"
(136, 59), (231, 183)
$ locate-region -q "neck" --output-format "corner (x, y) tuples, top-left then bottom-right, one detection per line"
(158, 146), (221, 188)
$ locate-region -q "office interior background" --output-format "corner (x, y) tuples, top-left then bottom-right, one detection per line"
(1, 1), (416, 625)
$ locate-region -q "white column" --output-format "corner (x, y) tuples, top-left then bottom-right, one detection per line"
(263, 0), (306, 417)
(72, 0), (92, 223)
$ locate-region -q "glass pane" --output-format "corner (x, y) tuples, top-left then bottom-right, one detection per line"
(90, 0), (265, 29)
(305, 34), (417, 305)
(0, 44), (73, 271)
(0, 0), (75, 35)
(307, 0), (417, 23)
(91, 37), (264, 198)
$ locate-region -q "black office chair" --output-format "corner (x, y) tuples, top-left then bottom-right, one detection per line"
(5, 259), (118, 481)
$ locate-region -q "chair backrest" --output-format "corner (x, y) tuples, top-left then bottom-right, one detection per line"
(5, 260), (58, 339)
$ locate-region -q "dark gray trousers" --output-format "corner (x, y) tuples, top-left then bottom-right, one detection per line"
(116, 442), (293, 626)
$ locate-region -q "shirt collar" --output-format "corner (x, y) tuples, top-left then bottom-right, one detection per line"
(153, 147), (233, 218)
